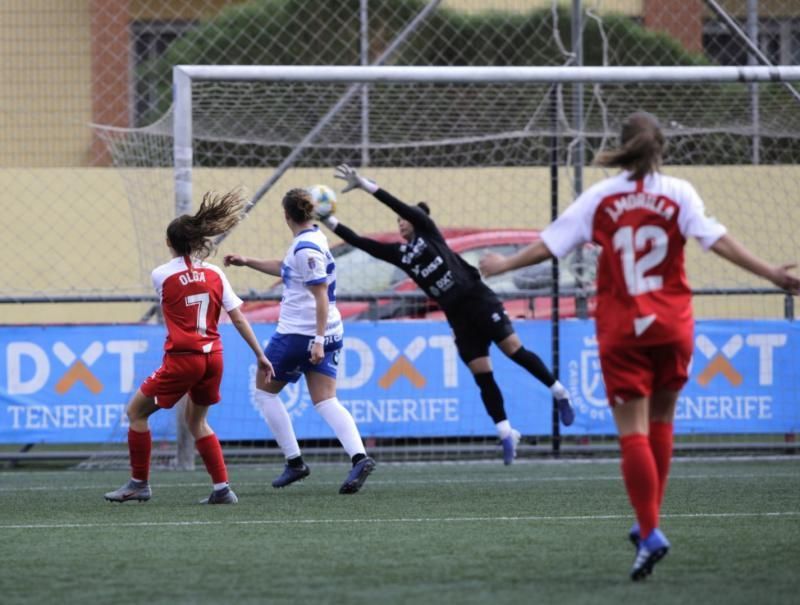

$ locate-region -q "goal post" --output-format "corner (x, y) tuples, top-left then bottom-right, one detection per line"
(107, 63), (800, 462)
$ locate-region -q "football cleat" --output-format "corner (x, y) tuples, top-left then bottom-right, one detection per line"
(629, 522), (641, 548)
(199, 485), (238, 505)
(500, 429), (522, 465)
(104, 479), (151, 503)
(339, 456), (376, 494)
(556, 396), (575, 427)
(630, 528), (670, 581)
(272, 463), (311, 488)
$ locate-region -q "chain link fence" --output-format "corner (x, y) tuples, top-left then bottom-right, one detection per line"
(2, 0), (800, 321)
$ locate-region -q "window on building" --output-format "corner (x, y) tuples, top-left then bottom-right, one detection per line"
(132, 20), (195, 126)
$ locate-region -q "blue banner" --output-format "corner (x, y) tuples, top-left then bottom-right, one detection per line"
(1, 320), (798, 443)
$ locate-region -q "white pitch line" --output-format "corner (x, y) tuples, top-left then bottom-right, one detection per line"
(1, 511), (798, 531)
(3, 471), (800, 492)
(2, 471), (799, 492)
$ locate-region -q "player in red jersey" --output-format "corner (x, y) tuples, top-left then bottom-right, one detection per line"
(480, 112), (800, 580)
(105, 190), (273, 505)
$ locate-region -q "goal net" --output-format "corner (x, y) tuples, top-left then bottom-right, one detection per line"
(94, 65), (800, 462)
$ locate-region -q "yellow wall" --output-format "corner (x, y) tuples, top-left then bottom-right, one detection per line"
(0, 1), (92, 167)
(1, 165), (798, 323)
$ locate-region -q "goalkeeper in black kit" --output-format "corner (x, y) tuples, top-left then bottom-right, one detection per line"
(319, 164), (575, 465)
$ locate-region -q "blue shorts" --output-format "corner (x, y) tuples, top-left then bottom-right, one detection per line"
(265, 332), (343, 383)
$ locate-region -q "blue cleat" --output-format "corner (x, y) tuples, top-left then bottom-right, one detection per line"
(104, 479), (151, 503)
(339, 456), (376, 494)
(501, 429), (521, 465)
(199, 485), (238, 504)
(629, 522), (641, 548)
(272, 463), (311, 488)
(630, 528), (670, 581)
(557, 396), (575, 426)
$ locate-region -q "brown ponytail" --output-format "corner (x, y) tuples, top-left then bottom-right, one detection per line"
(594, 112), (665, 180)
(282, 188), (315, 224)
(166, 189), (245, 259)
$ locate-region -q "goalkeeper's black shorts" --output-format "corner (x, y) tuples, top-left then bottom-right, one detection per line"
(446, 291), (515, 364)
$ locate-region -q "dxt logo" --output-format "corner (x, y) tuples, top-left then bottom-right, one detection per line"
(6, 340), (149, 395)
(339, 335), (458, 390)
(695, 333), (787, 387)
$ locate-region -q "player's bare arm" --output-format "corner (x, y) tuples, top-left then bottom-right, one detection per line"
(480, 239), (554, 277)
(228, 306), (274, 383)
(224, 254), (282, 277)
(710, 234), (800, 294)
(308, 282), (328, 365)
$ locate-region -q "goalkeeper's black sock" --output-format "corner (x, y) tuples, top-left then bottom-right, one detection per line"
(510, 347), (555, 387)
(351, 453), (367, 466)
(287, 455), (305, 469)
(473, 372), (506, 423)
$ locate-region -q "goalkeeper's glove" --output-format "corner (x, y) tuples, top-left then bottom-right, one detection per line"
(334, 164), (378, 194)
(321, 215), (339, 230)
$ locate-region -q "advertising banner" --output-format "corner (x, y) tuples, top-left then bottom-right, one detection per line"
(1, 320), (797, 443)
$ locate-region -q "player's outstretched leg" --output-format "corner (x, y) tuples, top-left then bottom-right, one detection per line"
(199, 485), (239, 504)
(630, 528), (670, 581)
(500, 429), (521, 465)
(104, 479), (152, 503)
(339, 455), (376, 494)
(272, 458), (311, 488)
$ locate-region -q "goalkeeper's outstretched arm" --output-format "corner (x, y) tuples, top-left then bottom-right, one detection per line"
(321, 216), (398, 265)
(334, 163), (436, 234)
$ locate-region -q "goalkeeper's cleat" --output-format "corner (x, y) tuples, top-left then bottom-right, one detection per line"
(629, 522), (641, 548)
(339, 456), (376, 494)
(272, 463), (311, 488)
(500, 429), (522, 465)
(199, 485), (238, 505)
(104, 479), (151, 503)
(556, 395), (575, 427)
(630, 528), (670, 581)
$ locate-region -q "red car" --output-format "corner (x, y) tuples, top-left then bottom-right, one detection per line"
(233, 228), (596, 322)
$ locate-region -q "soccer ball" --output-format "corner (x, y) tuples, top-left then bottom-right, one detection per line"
(307, 184), (337, 219)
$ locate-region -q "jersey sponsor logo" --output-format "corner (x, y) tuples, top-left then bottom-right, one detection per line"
(434, 270), (455, 292)
(420, 256), (443, 278)
(401, 237), (427, 264)
(603, 192), (676, 223)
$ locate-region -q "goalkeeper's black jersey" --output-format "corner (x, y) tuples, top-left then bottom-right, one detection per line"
(332, 188), (496, 313)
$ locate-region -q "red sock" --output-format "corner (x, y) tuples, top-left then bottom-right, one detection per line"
(128, 428), (152, 482)
(649, 421), (674, 507)
(196, 433), (228, 485)
(619, 433), (659, 539)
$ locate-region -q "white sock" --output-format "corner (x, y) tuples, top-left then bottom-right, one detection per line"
(496, 419), (512, 439)
(550, 380), (569, 400)
(255, 389), (301, 459)
(315, 397), (366, 458)
(213, 482), (228, 491)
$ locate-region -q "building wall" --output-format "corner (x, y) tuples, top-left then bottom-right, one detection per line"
(0, 0), (92, 167)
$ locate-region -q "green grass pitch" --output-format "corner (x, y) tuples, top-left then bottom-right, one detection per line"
(1, 457), (799, 604)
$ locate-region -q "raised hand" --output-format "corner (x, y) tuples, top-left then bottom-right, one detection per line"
(334, 163), (377, 194)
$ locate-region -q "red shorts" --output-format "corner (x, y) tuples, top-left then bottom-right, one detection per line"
(599, 336), (693, 407)
(140, 351), (224, 408)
